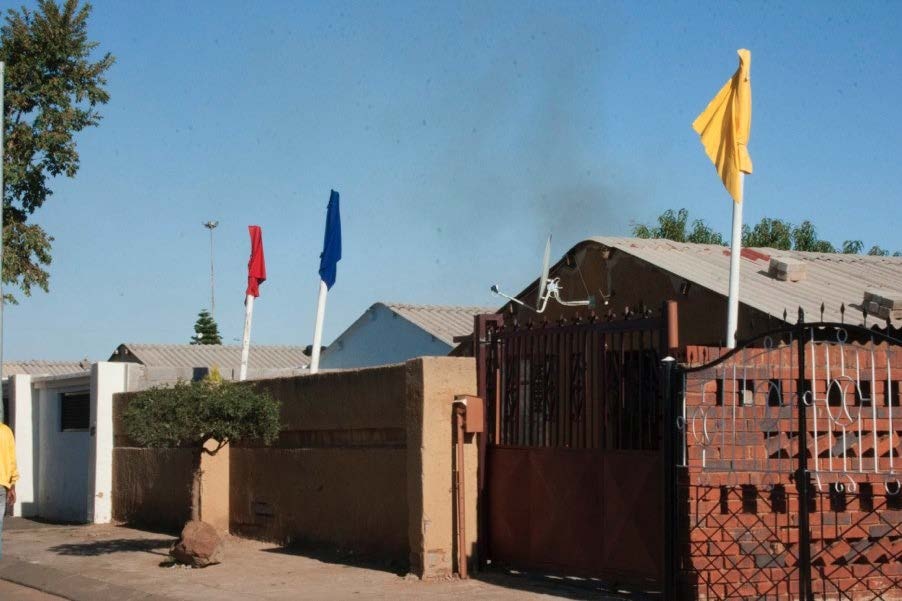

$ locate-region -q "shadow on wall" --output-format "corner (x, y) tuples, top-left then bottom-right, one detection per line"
(261, 542), (407, 576)
(49, 536), (174, 557)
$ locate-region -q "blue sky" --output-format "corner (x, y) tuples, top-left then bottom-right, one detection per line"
(6, 0), (901, 360)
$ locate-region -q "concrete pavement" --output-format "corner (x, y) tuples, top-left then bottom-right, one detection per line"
(0, 519), (641, 600)
(0, 580), (65, 600)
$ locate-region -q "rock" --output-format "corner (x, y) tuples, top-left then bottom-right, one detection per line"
(170, 520), (224, 568)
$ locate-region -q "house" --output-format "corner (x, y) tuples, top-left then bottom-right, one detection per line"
(319, 303), (494, 370)
(108, 342), (309, 383)
(5, 342), (310, 524)
(466, 238), (902, 589)
(484, 236), (902, 346)
(2, 360), (91, 425)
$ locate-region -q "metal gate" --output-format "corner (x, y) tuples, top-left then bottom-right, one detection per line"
(666, 317), (902, 600)
(475, 305), (675, 587)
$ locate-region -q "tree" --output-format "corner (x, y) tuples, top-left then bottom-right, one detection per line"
(0, 0), (114, 301)
(632, 208), (725, 245)
(191, 309), (221, 345)
(635, 209), (901, 256)
(842, 240), (864, 255)
(790, 221), (835, 253)
(123, 376), (280, 521)
(742, 217), (793, 250)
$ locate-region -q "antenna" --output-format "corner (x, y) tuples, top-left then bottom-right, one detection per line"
(491, 234), (595, 313)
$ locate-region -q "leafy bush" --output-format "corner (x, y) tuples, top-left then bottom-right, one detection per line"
(123, 379), (280, 452)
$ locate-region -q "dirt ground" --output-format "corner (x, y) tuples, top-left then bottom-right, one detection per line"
(0, 519), (643, 601)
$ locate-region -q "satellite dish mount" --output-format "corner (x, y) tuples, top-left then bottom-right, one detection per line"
(491, 235), (594, 313)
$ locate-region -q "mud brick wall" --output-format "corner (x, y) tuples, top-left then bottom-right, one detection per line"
(678, 343), (902, 601)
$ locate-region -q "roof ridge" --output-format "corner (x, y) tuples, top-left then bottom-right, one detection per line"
(383, 302), (495, 310)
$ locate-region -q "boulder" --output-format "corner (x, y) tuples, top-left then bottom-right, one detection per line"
(170, 520), (224, 567)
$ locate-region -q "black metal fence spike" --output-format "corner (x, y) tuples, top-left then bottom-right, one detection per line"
(783, 308), (788, 322)
(797, 307), (805, 324)
(820, 302), (825, 321)
(840, 303), (846, 324)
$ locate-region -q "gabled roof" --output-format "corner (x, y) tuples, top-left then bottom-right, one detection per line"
(382, 303), (495, 345)
(586, 237), (902, 328)
(2, 360), (91, 378)
(110, 343), (310, 369)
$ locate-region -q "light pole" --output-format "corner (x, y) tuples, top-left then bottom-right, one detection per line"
(203, 221), (219, 319)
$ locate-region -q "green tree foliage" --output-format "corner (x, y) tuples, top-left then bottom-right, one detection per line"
(634, 209), (898, 256)
(191, 309), (221, 345)
(842, 240), (864, 255)
(123, 379), (280, 451)
(632, 208), (725, 245)
(123, 377), (280, 520)
(790, 221), (835, 253)
(742, 217), (793, 250)
(0, 0), (114, 301)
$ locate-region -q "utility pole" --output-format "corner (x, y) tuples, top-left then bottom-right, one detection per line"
(203, 221), (219, 319)
(0, 62), (5, 424)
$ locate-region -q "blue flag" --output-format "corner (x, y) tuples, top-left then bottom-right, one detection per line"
(318, 190), (341, 289)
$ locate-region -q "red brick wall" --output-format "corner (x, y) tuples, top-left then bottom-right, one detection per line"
(678, 343), (902, 600)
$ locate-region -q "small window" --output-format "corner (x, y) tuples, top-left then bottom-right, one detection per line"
(60, 392), (90, 432)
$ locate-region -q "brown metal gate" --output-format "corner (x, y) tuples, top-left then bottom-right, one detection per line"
(475, 307), (676, 586)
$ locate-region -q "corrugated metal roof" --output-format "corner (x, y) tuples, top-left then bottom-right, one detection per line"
(383, 303), (495, 345)
(588, 237), (902, 327)
(111, 343), (310, 369)
(2, 360), (91, 378)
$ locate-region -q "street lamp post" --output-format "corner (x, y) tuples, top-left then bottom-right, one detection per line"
(203, 221), (219, 319)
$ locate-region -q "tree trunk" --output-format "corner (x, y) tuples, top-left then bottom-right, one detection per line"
(190, 451), (202, 522)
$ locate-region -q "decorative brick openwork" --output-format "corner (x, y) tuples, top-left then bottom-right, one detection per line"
(677, 330), (902, 600)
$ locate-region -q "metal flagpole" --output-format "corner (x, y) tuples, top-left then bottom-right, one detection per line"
(0, 62), (6, 423)
(309, 281), (328, 374)
(203, 220), (218, 319)
(238, 295), (254, 380)
(725, 173), (744, 349)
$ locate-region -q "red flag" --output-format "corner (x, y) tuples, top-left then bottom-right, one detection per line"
(246, 225), (266, 297)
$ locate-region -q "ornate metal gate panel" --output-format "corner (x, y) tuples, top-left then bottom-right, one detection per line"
(478, 310), (670, 586)
(671, 319), (902, 600)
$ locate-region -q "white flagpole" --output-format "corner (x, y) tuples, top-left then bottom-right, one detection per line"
(725, 173), (744, 349)
(309, 280), (328, 374)
(238, 295), (254, 381)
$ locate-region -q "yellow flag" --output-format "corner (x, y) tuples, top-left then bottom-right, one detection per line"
(692, 49), (752, 204)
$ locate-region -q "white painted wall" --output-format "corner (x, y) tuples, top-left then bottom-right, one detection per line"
(319, 304), (453, 370)
(7, 362), (135, 523)
(87, 362), (131, 524)
(36, 377), (92, 522)
(9, 374), (35, 517)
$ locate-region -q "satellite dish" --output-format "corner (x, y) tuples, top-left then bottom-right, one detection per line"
(537, 235), (551, 310)
(490, 234), (595, 313)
